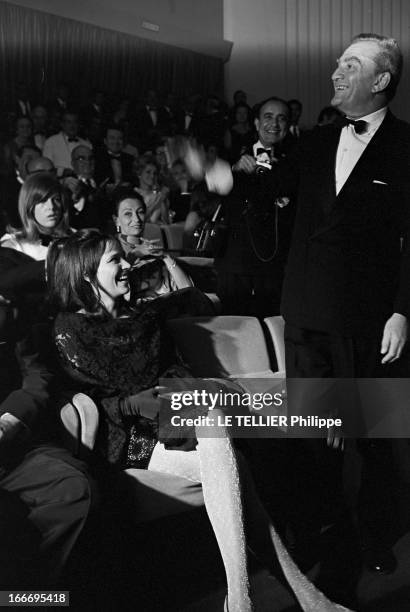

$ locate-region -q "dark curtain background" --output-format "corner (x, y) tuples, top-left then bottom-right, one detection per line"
(0, 1), (224, 108)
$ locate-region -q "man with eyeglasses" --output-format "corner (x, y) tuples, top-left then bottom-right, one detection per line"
(62, 145), (107, 230)
(43, 112), (91, 178)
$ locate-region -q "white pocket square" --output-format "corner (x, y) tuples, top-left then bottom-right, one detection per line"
(373, 179), (388, 185)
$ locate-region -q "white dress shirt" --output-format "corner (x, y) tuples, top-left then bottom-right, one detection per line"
(335, 106), (387, 195)
(43, 132), (92, 177)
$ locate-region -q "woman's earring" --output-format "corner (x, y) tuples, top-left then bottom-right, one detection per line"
(116, 225), (121, 233)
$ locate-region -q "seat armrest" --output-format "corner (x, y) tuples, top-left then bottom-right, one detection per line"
(263, 316), (286, 374)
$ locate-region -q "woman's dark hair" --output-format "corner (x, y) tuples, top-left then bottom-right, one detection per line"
(47, 229), (121, 314)
(111, 187), (146, 217)
(15, 173), (70, 241)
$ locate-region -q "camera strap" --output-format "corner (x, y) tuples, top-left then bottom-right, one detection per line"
(243, 197), (279, 263)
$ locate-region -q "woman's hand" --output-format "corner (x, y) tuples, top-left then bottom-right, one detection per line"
(137, 238), (164, 258)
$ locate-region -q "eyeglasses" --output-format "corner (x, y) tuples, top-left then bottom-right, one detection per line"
(74, 156), (94, 162)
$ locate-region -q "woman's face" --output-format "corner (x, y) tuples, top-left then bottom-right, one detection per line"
(33, 193), (63, 230)
(139, 164), (157, 189)
(115, 198), (145, 237)
(94, 244), (130, 303)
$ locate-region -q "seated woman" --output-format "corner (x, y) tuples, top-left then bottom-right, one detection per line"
(133, 155), (170, 224)
(112, 188), (193, 304)
(48, 229), (350, 612)
(0, 173), (72, 341)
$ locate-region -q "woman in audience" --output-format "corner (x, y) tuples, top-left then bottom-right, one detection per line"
(112, 188), (192, 303)
(133, 155), (170, 224)
(0, 173), (72, 339)
(48, 228), (350, 612)
(224, 103), (254, 163)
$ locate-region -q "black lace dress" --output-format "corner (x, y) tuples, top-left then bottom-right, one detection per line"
(54, 305), (190, 468)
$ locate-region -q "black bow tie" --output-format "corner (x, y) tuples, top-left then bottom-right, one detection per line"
(341, 117), (368, 134)
(68, 137), (79, 143)
(40, 235), (53, 247)
(256, 147), (272, 156)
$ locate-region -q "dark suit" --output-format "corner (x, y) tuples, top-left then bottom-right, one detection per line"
(282, 111), (410, 337)
(281, 111), (410, 554)
(0, 331), (92, 587)
(216, 141), (297, 318)
(94, 148), (134, 187)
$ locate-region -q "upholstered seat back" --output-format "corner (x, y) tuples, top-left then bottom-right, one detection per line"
(167, 315), (274, 378)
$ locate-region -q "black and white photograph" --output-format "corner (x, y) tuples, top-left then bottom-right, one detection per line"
(1, 1), (410, 610)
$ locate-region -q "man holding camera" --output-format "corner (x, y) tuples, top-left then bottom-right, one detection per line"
(215, 97), (297, 318)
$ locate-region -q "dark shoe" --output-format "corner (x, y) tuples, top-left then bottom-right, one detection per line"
(362, 546), (397, 574)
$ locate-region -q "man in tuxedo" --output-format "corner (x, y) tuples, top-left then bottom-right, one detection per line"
(132, 90), (168, 151)
(215, 97), (297, 318)
(43, 112), (91, 178)
(281, 34), (410, 574)
(287, 99), (303, 138)
(31, 105), (49, 151)
(63, 145), (108, 230)
(94, 125), (133, 189)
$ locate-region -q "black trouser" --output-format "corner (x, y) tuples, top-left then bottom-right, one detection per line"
(217, 270), (283, 318)
(284, 323), (401, 548)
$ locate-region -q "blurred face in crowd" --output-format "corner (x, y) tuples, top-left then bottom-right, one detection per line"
(155, 145), (168, 168)
(114, 198), (146, 238)
(288, 101), (302, 125)
(62, 114), (79, 138)
(26, 157), (55, 176)
(171, 161), (188, 186)
(104, 129), (123, 154)
(331, 40), (388, 118)
(255, 100), (289, 148)
(16, 117), (32, 140)
(93, 243), (131, 307)
(139, 163), (158, 189)
(235, 105), (249, 125)
(18, 147), (40, 180)
(31, 106), (48, 132)
(72, 146), (95, 179)
(33, 192), (63, 230)
(233, 90), (247, 105)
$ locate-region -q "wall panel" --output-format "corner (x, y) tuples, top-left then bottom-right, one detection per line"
(224, 0), (410, 125)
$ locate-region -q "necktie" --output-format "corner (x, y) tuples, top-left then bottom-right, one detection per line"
(341, 117), (368, 134)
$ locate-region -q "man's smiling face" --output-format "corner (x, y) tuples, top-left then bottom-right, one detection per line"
(254, 100), (289, 148)
(331, 40), (387, 118)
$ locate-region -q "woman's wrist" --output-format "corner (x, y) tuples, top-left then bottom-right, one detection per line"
(163, 254), (177, 268)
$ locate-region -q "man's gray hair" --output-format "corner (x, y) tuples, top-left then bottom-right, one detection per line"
(352, 33), (403, 100)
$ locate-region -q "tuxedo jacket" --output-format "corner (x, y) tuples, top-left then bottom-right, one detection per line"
(94, 148), (134, 186)
(281, 111), (410, 337)
(216, 141), (298, 275)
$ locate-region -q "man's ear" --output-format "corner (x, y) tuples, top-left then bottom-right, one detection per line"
(254, 117), (260, 133)
(372, 71), (391, 94)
